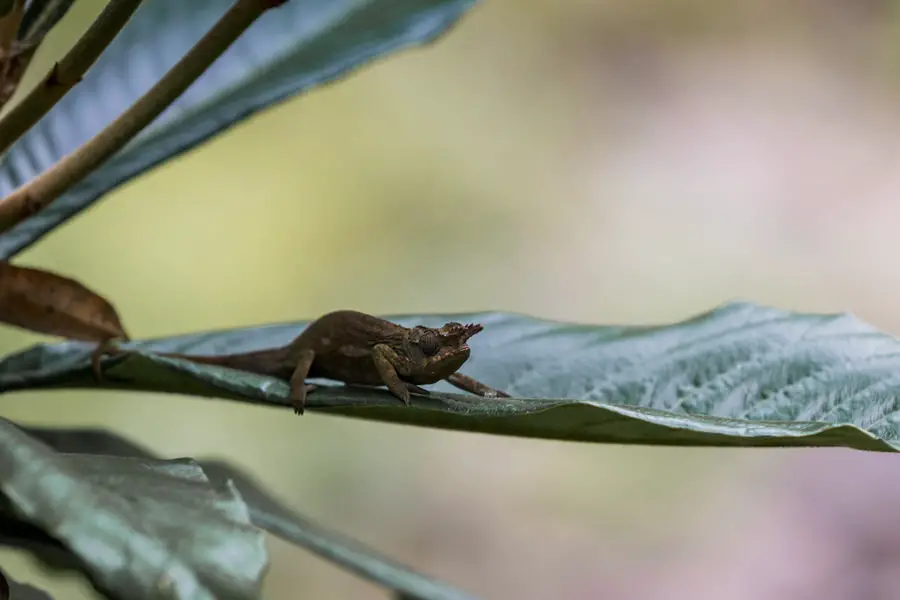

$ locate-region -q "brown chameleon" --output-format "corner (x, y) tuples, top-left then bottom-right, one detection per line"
(95, 310), (509, 414)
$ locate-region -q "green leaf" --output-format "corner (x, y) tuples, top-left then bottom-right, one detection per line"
(26, 427), (480, 600)
(0, 421), (267, 600)
(3, 302), (899, 451)
(0, 0), (477, 258)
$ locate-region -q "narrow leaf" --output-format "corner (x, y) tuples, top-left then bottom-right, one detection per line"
(0, 421), (266, 600)
(2, 303), (898, 451)
(25, 426), (480, 600)
(0, 260), (128, 341)
(19, 0), (76, 44)
(250, 508), (476, 600)
(0, 0), (478, 258)
(0, 0), (22, 52)
(0, 0), (23, 107)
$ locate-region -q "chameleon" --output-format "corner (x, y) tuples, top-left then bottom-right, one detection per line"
(94, 309), (509, 414)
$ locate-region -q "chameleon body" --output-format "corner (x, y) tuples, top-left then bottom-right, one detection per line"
(98, 310), (507, 414)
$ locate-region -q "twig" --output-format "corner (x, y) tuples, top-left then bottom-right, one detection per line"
(0, 0), (288, 234)
(0, 0), (143, 154)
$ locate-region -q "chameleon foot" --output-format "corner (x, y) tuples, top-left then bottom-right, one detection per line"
(291, 383), (318, 415)
(91, 339), (123, 384)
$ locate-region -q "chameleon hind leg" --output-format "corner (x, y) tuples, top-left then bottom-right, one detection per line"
(289, 349), (317, 415)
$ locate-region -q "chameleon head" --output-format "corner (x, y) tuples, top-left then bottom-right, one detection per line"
(405, 321), (483, 383)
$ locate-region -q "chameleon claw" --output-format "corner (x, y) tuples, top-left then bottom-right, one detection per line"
(405, 382), (430, 396)
(291, 383), (317, 415)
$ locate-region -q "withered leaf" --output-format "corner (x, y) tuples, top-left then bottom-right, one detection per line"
(0, 261), (128, 341)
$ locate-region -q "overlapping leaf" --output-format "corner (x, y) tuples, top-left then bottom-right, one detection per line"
(0, 420), (267, 600)
(1, 302), (898, 451)
(0, 0), (478, 258)
(24, 426), (478, 600)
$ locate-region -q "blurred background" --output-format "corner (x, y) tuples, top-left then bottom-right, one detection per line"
(3, 0), (900, 598)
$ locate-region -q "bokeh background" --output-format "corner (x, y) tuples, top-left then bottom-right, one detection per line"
(4, 0), (900, 598)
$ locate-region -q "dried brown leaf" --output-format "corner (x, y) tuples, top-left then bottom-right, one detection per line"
(0, 261), (128, 341)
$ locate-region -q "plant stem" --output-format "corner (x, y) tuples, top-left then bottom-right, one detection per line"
(0, 0), (287, 234)
(0, 0), (143, 154)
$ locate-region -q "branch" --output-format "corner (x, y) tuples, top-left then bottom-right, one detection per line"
(0, 0), (144, 154)
(0, 0), (288, 235)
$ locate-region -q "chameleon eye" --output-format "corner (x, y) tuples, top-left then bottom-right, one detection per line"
(419, 332), (440, 356)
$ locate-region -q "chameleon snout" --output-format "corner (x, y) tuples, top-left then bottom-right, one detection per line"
(456, 322), (483, 343)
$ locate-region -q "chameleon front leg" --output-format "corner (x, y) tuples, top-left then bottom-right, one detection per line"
(289, 348), (317, 415)
(91, 338), (123, 383)
(446, 372), (510, 398)
(372, 343), (411, 405)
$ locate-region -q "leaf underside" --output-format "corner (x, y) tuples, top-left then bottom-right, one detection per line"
(18, 426), (478, 600)
(0, 420), (267, 600)
(0, 0), (478, 258)
(2, 302), (899, 452)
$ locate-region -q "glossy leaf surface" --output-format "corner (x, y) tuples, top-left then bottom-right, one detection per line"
(0, 420), (266, 600)
(24, 426), (478, 600)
